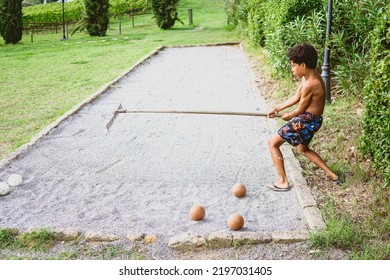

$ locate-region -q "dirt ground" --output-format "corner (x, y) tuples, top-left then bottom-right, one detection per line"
(0, 233), (349, 260)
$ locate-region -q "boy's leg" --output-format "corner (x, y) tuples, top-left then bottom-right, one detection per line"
(297, 144), (339, 180)
(268, 134), (290, 189)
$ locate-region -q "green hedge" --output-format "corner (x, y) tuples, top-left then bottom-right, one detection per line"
(236, 0), (387, 83)
(235, 0), (322, 75)
(245, 0), (267, 47)
(110, 0), (149, 18)
(330, 0), (387, 97)
(361, 6), (390, 187)
(22, 0), (84, 23)
(22, 0), (149, 23)
(264, 0), (322, 75)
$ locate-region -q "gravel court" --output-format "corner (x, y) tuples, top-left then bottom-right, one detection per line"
(0, 45), (309, 239)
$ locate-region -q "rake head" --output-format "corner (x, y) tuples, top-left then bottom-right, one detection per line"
(106, 103), (124, 130)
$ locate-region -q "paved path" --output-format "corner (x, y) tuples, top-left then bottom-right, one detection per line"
(0, 45), (321, 241)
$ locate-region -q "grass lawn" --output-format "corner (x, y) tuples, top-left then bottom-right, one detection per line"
(0, 0), (239, 160)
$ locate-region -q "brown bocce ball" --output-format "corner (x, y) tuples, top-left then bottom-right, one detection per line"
(227, 213), (244, 231)
(189, 205), (205, 221)
(232, 183), (246, 198)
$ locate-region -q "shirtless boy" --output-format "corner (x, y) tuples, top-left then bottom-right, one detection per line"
(267, 43), (339, 191)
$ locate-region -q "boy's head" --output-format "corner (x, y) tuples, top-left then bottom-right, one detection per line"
(288, 43), (318, 69)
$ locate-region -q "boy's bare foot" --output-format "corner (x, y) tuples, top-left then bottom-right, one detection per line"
(267, 179), (292, 191)
(325, 172), (338, 180)
(273, 179), (289, 189)
(267, 184), (293, 192)
(325, 173), (342, 184)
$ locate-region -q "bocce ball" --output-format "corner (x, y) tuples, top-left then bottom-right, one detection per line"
(189, 205), (205, 221)
(227, 213), (244, 231)
(232, 183), (246, 198)
(7, 173), (23, 187)
(0, 182), (10, 196)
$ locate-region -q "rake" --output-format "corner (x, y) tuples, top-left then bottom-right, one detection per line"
(106, 103), (282, 130)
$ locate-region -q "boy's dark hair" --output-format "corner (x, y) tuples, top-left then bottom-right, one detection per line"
(288, 43), (318, 69)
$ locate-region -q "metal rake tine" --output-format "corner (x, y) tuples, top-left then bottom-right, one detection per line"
(106, 103), (123, 130)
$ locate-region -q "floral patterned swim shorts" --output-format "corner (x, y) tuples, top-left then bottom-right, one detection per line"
(278, 111), (323, 146)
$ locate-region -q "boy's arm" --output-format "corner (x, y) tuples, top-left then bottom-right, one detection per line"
(282, 85), (313, 120)
(276, 90), (301, 112)
(267, 81), (302, 117)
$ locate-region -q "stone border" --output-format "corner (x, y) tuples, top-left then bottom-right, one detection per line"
(167, 41), (241, 48)
(1, 42), (325, 251)
(281, 145), (326, 231)
(10, 227), (310, 251)
(168, 230), (310, 251)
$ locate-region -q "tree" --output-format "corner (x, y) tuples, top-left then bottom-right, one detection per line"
(84, 0), (109, 36)
(0, 0), (23, 44)
(150, 0), (182, 29)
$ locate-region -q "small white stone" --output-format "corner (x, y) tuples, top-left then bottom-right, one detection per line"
(7, 174), (23, 187)
(0, 182), (10, 196)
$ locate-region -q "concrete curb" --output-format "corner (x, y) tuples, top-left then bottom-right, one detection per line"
(168, 230), (310, 251)
(167, 42), (241, 48)
(281, 143), (326, 232)
(12, 227), (310, 250)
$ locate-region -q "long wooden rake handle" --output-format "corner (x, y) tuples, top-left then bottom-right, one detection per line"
(121, 109), (281, 117)
(106, 104), (282, 130)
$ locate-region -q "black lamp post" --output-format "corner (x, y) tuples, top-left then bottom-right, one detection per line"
(61, 0), (67, 40)
(321, 0), (333, 103)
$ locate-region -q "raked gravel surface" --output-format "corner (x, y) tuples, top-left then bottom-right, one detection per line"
(0, 45), (323, 249)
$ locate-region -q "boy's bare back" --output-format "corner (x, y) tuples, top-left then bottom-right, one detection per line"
(299, 71), (326, 116)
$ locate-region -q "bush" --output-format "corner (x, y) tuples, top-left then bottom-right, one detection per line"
(22, 0), (84, 23)
(110, 0), (150, 18)
(22, 0), (150, 25)
(235, 0), (270, 47)
(264, 0), (323, 76)
(235, 0), (248, 28)
(246, 0), (267, 47)
(361, 5), (390, 187)
(0, 0), (23, 44)
(236, 0), (322, 75)
(280, 0), (322, 24)
(223, 0), (240, 26)
(150, 0), (182, 29)
(331, 43), (369, 97)
(330, 0), (387, 97)
(83, 0), (109, 36)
